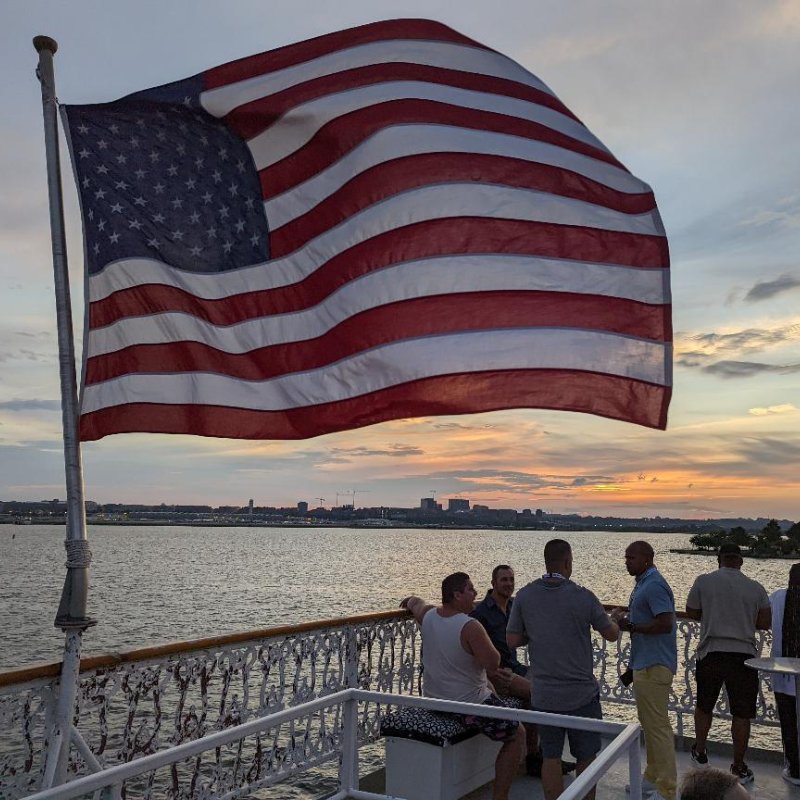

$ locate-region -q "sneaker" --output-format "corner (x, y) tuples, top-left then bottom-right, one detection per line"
(782, 767), (800, 786)
(691, 744), (709, 766)
(648, 793), (672, 800)
(730, 763), (754, 785)
(561, 760), (577, 775)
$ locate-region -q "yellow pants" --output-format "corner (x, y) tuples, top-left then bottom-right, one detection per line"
(633, 665), (677, 800)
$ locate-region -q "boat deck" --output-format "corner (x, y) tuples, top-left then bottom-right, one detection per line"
(466, 744), (796, 800)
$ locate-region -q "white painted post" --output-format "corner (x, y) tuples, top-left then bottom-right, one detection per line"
(338, 627), (361, 793)
(628, 732), (643, 800)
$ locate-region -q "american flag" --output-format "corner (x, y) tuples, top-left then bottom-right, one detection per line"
(62, 18), (671, 442)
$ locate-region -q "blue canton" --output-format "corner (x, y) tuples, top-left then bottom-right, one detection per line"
(63, 89), (270, 276)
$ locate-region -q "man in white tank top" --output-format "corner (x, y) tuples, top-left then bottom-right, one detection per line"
(401, 572), (525, 800)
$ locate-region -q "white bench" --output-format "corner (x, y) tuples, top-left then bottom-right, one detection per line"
(380, 706), (505, 800)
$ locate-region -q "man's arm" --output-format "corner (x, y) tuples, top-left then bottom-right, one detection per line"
(462, 619), (506, 683)
(506, 631), (527, 648)
(756, 605), (772, 630)
(599, 620), (621, 642)
(400, 596), (435, 625)
(622, 611), (673, 635)
(685, 606), (702, 621)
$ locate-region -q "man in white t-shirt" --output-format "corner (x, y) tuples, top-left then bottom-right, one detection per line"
(401, 572), (525, 800)
(686, 543), (771, 784)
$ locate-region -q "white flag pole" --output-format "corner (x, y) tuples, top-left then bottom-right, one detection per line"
(33, 35), (97, 788)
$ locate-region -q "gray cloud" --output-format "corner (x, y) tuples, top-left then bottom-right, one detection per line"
(734, 436), (800, 466)
(328, 444), (424, 459)
(0, 399), (60, 412)
(744, 273), (800, 302)
(703, 360), (800, 378)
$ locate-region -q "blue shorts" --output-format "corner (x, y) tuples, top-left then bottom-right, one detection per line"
(534, 695), (602, 761)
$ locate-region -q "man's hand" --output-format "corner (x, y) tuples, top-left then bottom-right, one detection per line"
(609, 607), (626, 623)
(488, 666), (514, 694)
(400, 595), (435, 624)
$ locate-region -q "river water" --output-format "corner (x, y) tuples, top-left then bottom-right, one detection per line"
(0, 524), (795, 672)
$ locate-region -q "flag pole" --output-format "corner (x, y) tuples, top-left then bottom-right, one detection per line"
(33, 34), (97, 788)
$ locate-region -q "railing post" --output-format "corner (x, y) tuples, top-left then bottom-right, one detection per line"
(628, 732), (642, 800)
(338, 626), (360, 793)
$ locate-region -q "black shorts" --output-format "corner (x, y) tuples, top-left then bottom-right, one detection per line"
(696, 651), (758, 718)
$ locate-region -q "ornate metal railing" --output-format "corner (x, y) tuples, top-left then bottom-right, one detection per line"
(0, 610), (777, 798)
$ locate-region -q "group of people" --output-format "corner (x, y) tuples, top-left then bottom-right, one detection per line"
(400, 539), (800, 800)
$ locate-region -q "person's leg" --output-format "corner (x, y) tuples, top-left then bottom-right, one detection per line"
(537, 721), (567, 800)
(730, 716), (751, 768)
(566, 696), (603, 800)
(492, 725), (525, 800)
(633, 665), (677, 799)
(694, 654), (723, 754)
(727, 654), (759, 772)
(775, 692), (800, 777)
(575, 757), (597, 800)
(541, 757), (565, 800)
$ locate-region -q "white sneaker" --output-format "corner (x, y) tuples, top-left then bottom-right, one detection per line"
(647, 792), (673, 800)
(625, 777), (658, 794)
(783, 767), (800, 786)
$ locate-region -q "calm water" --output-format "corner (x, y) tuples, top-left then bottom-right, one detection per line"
(0, 524), (796, 671)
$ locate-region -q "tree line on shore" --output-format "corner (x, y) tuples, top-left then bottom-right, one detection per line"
(689, 519), (800, 557)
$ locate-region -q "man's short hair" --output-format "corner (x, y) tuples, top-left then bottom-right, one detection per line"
(628, 540), (654, 560)
(491, 564), (512, 582)
(442, 572), (471, 604)
(718, 542), (742, 561)
(680, 767), (738, 800)
(543, 539), (571, 567)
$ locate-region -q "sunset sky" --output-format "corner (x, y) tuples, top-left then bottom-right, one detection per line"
(1, 1), (798, 520)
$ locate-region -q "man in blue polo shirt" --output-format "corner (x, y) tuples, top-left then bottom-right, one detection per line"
(612, 541), (677, 800)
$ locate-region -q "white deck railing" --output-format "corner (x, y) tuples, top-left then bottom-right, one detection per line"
(0, 610), (779, 798)
(19, 689), (645, 800)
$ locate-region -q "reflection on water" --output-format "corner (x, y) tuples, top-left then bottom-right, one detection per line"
(0, 525), (796, 671)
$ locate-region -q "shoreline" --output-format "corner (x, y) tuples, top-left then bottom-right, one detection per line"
(669, 547), (799, 560)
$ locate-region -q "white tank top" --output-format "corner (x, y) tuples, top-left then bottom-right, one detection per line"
(421, 609), (491, 704)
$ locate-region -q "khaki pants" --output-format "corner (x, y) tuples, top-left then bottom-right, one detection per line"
(633, 665), (676, 799)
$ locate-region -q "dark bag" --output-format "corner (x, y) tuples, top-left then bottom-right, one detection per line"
(620, 667), (634, 687)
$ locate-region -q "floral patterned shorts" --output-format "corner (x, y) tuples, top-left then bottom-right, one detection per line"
(461, 692), (519, 742)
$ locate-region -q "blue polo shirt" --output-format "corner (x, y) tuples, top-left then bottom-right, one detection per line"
(628, 567), (677, 673)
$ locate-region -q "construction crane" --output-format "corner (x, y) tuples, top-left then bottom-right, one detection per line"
(315, 497), (326, 508)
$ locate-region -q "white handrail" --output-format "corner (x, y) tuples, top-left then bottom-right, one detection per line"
(23, 688), (643, 800)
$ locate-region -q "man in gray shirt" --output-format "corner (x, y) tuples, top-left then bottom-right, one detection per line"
(508, 539), (619, 800)
(686, 543), (771, 784)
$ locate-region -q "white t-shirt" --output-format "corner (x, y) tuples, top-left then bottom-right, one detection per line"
(769, 588), (796, 696)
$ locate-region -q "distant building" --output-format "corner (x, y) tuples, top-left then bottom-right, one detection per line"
(420, 497), (437, 510)
(448, 498), (470, 512)
(297, 501), (308, 514)
(248, 499), (254, 517)
(535, 509), (544, 521)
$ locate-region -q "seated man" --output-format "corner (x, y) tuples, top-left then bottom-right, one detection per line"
(680, 768), (749, 800)
(471, 564), (575, 777)
(401, 572), (525, 800)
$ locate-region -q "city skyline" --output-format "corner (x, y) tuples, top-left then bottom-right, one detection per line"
(1, 2), (799, 519)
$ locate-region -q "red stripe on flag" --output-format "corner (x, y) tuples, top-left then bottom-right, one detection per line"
(89, 219), (669, 329)
(204, 19), (493, 90)
(78, 369), (671, 442)
(257, 100), (624, 200)
(85, 292), (671, 385)
(225, 62), (579, 140)
(269, 153), (655, 257)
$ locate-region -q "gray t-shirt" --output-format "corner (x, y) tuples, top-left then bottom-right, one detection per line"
(686, 567), (770, 660)
(507, 577), (612, 712)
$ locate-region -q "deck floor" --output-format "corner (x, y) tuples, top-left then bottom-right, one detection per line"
(466, 743), (797, 800)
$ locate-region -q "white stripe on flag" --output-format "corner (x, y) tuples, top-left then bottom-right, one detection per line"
(265, 124), (650, 228)
(88, 253), (667, 305)
(200, 39), (558, 118)
(81, 328), (669, 414)
(246, 81), (607, 170)
(87, 256), (668, 354)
